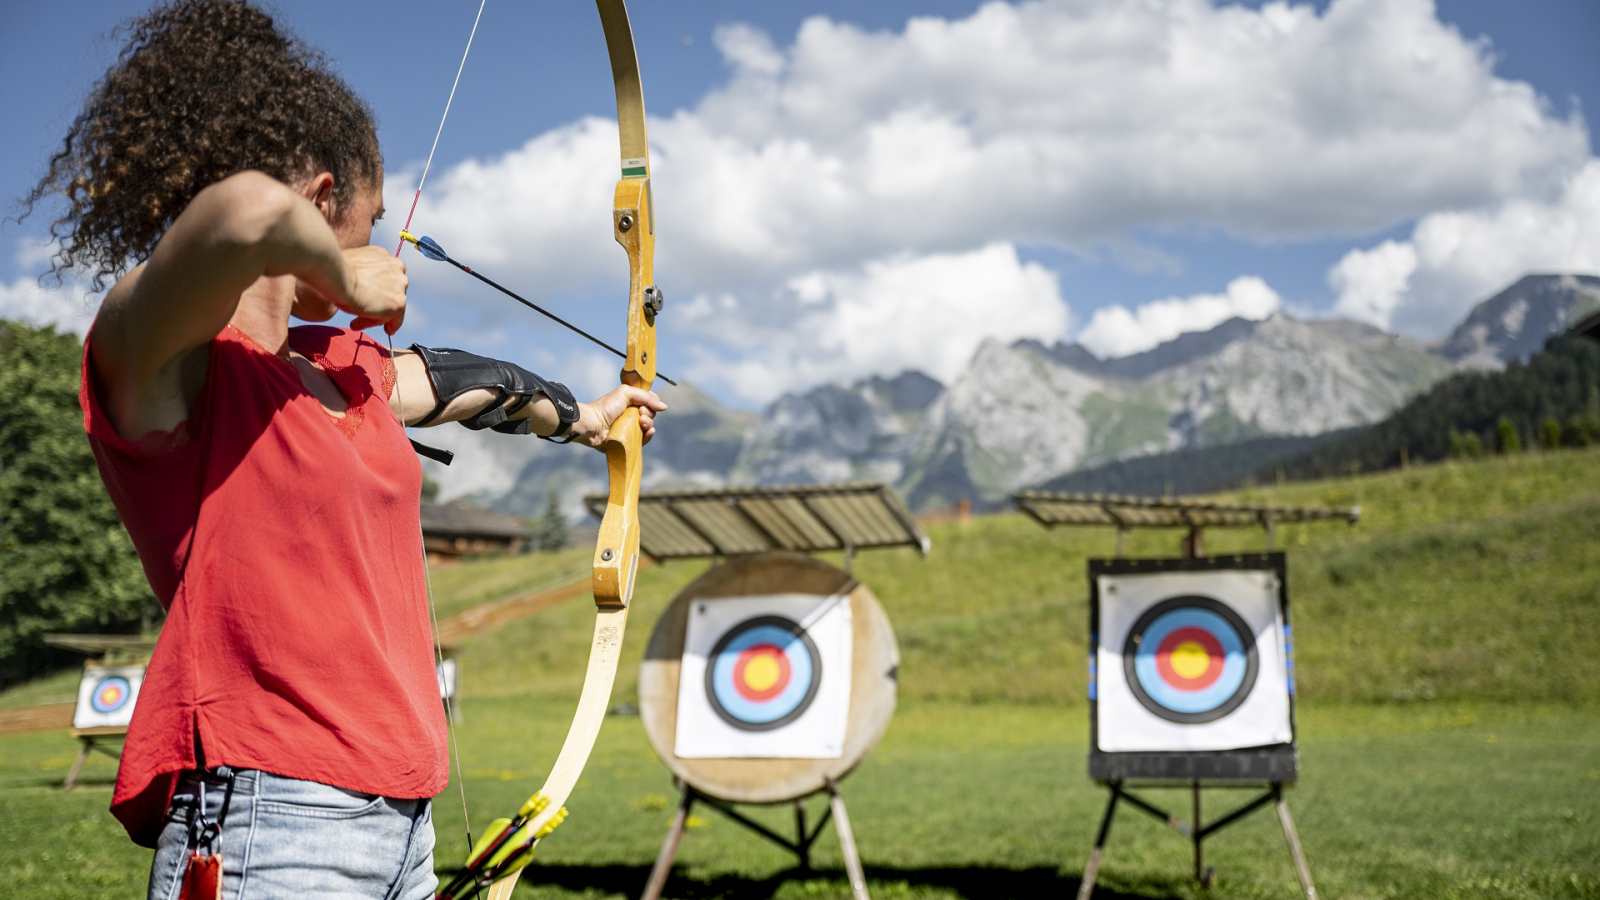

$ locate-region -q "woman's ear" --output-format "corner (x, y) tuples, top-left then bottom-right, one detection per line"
(300, 171), (337, 221)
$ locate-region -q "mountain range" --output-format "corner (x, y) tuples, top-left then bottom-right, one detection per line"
(422, 273), (1600, 518)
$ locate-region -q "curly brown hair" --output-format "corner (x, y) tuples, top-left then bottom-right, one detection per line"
(20, 0), (382, 289)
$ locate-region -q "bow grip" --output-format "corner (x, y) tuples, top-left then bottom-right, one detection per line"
(591, 407), (642, 609)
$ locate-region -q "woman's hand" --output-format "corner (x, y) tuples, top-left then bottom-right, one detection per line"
(575, 385), (667, 448)
(296, 246), (408, 334)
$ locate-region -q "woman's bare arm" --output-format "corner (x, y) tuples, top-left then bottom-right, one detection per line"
(90, 171), (404, 441)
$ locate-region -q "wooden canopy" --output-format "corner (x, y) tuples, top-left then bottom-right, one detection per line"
(1012, 491), (1359, 531)
(584, 482), (929, 561)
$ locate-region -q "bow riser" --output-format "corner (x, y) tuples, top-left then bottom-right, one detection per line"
(593, 177), (655, 608)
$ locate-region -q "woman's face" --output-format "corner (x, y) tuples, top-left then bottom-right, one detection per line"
(291, 175), (388, 323)
(330, 178), (385, 250)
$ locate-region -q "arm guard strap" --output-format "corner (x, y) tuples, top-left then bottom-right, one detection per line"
(410, 345), (580, 440)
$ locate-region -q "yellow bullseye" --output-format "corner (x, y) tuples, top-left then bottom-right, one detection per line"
(1168, 641), (1212, 679)
(742, 654), (782, 692)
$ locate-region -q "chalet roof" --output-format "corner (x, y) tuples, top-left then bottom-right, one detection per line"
(420, 501), (528, 539)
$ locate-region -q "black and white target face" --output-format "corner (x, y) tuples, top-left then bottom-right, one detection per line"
(704, 616), (823, 731)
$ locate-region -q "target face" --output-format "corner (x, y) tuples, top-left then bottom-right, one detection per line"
(1124, 596), (1258, 723)
(90, 676), (132, 714)
(73, 665), (145, 730)
(706, 616), (822, 731)
(675, 592), (853, 759)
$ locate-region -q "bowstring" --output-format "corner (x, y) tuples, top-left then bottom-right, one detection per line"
(387, 0), (489, 858)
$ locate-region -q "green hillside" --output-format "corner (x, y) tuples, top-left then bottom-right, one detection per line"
(1271, 333), (1600, 480)
(3, 448), (1597, 899)
(446, 446), (1600, 711)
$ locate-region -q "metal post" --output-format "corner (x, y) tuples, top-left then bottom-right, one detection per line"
(1274, 785), (1317, 900)
(1076, 783), (1122, 900)
(1193, 782), (1203, 883)
(640, 789), (695, 900)
(826, 780), (870, 900)
(795, 797), (810, 870)
(62, 738), (92, 791)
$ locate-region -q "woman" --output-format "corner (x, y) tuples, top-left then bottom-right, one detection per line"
(24, 2), (664, 896)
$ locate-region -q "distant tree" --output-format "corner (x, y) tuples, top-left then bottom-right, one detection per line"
(1568, 413), (1600, 447)
(531, 488), (570, 552)
(1496, 417), (1521, 454)
(421, 475), (440, 504)
(1449, 429), (1485, 459)
(1540, 417), (1563, 450)
(0, 321), (156, 687)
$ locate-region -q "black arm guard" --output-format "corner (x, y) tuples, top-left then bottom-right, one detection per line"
(410, 345), (580, 440)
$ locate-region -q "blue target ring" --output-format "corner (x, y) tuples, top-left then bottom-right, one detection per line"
(705, 616), (821, 731)
(90, 676), (132, 714)
(1124, 596), (1258, 724)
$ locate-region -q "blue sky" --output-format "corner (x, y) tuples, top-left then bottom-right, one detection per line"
(3, 0), (1598, 408)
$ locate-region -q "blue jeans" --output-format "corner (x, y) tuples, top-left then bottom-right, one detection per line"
(148, 768), (436, 900)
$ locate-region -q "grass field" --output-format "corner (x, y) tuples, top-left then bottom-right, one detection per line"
(2, 449), (1598, 898)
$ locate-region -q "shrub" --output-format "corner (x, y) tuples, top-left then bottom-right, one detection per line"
(1448, 429), (1485, 459)
(1496, 416), (1521, 454)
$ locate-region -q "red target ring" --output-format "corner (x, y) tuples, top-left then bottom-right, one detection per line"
(731, 644), (792, 701)
(1154, 627), (1225, 691)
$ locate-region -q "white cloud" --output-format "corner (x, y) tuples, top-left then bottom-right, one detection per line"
(389, 0), (1590, 396)
(1329, 240), (1419, 327)
(0, 251), (95, 337)
(1077, 275), (1282, 358)
(1330, 158), (1600, 335)
(680, 242), (1069, 403)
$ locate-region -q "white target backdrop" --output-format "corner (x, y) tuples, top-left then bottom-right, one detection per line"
(72, 665), (145, 730)
(1096, 569), (1290, 753)
(676, 593), (853, 759)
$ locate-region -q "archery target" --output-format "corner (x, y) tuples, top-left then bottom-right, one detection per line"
(676, 594), (852, 758)
(72, 665), (145, 730)
(1097, 569), (1289, 752)
(705, 616), (821, 730)
(1124, 597), (1258, 724)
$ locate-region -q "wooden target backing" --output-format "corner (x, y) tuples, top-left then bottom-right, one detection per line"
(639, 552), (899, 804)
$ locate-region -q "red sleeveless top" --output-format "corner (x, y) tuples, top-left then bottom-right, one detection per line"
(81, 324), (447, 847)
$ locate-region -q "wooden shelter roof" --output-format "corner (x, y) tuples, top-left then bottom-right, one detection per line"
(1012, 491), (1359, 530)
(584, 482), (929, 560)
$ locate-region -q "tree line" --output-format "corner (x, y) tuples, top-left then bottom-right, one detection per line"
(1270, 334), (1600, 481)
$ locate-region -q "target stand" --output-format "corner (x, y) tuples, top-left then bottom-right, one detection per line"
(592, 483), (926, 900)
(1013, 493), (1359, 900)
(66, 662), (146, 790)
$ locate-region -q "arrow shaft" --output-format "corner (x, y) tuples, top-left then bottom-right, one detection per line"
(425, 247), (678, 387)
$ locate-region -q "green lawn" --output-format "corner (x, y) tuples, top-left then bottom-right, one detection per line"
(3, 448), (1598, 898)
(6, 701), (1597, 899)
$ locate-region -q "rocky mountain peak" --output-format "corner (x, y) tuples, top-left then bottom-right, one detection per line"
(1019, 315), (1265, 380)
(1432, 273), (1600, 369)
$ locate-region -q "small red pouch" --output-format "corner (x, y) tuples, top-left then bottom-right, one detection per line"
(178, 852), (222, 900)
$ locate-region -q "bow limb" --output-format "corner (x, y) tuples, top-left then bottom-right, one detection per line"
(480, 3), (655, 898)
